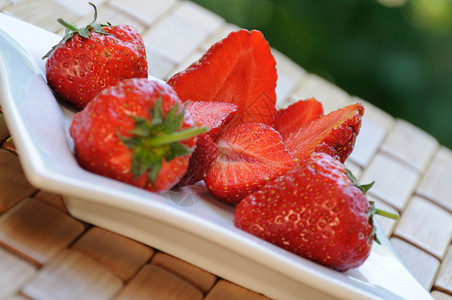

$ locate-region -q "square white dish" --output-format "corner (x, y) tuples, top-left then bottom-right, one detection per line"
(0, 13), (433, 300)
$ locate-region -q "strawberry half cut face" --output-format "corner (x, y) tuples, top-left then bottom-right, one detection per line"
(204, 123), (295, 204)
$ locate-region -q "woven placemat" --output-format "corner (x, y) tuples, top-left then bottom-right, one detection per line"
(1, 0), (451, 299)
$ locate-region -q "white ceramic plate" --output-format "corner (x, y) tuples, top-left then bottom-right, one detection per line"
(0, 13), (433, 300)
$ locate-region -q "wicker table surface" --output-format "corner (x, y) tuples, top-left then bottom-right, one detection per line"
(0, 0), (451, 299)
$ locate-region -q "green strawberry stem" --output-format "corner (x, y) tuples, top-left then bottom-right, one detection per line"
(118, 98), (207, 185)
(145, 127), (207, 147)
(346, 168), (399, 244)
(57, 18), (79, 33)
(374, 208), (399, 220)
(369, 201), (399, 244)
(42, 2), (109, 59)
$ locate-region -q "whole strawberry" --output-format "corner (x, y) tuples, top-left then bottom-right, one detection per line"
(234, 152), (397, 272)
(70, 78), (206, 193)
(43, 3), (148, 110)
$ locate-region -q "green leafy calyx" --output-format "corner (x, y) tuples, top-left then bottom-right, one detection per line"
(117, 97), (207, 185)
(346, 168), (399, 244)
(346, 168), (374, 193)
(42, 2), (111, 59)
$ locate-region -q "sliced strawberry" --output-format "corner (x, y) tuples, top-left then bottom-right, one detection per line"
(284, 103), (364, 163)
(274, 98), (324, 140)
(204, 123), (295, 204)
(185, 101), (237, 141)
(178, 133), (217, 186)
(167, 30), (277, 132)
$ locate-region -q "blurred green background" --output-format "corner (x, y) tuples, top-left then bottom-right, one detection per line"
(191, 0), (452, 148)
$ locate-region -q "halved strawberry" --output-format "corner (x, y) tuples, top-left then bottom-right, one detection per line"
(204, 123), (295, 204)
(167, 30), (277, 133)
(274, 98), (324, 140)
(185, 101), (237, 141)
(284, 103), (364, 163)
(178, 133), (217, 186)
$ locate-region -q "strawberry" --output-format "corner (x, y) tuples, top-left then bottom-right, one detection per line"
(167, 29), (277, 133)
(284, 103), (364, 163)
(43, 3), (148, 110)
(234, 152), (398, 272)
(69, 78), (206, 193)
(204, 123), (295, 204)
(177, 133), (217, 186)
(185, 101), (237, 141)
(274, 98), (324, 140)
